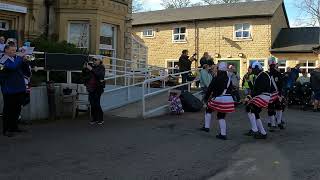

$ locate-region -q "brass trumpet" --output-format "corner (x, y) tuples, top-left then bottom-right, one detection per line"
(24, 54), (35, 61)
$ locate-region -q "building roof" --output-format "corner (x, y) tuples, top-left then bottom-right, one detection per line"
(132, 0), (286, 26)
(271, 27), (320, 53)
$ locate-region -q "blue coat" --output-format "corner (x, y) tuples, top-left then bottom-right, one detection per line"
(0, 55), (26, 94)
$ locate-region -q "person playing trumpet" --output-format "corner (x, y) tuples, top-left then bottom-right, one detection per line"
(0, 44), (28, 137)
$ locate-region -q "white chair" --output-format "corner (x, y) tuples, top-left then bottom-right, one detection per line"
(72, 88), (91, 120)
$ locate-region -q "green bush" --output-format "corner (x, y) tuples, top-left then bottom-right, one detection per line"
(31, 36), (88, 54)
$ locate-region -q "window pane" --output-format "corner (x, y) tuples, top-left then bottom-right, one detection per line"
(308, 61), (316, 67)
(235, 24), (242, 31)
(308, 68), (315, 73)
(174, 35), (180, 40)
(143, 31), (148, 36)
(180, 34), (185, 40)
(147, 30), (153, 35)
(180, 27), (186, 33)
(243, 31), (250, 38)
(69, 23), (89, 48)
(243, 24), (250, 30)
(278, 60), (286, 67)
(174, 28), (180, 34)
(235, 31), (242, 38)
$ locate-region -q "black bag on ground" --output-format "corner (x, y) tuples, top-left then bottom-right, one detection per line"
(180, 91), (203, 112)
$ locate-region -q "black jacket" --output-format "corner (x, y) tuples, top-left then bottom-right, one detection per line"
(268, 69), (283, 96)
(179, 54), (192, 72)
(204, 71), (233, 102)
(310, 69), (320, 91)
(251, 71), (271, 97)
(82, 64), (105, 92)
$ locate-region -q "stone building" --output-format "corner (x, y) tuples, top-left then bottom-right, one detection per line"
(132, 0), (320, 77)
(0, 0), (132, 59)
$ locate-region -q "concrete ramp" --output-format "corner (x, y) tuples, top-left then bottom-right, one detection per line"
(108, 92), (169, 118)
(108, 90), (202, 119)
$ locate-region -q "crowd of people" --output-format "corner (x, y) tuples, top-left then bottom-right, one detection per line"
(175, 50), (320, 140)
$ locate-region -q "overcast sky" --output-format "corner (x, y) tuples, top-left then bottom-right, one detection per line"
(140, 0), (307, 27)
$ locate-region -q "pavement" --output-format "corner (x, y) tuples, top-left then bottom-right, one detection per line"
(0, 106), (320, 180)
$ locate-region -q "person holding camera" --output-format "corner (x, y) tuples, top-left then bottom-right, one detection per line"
(83, 55), (106, 125)
(0, 44), (27, 137)
(178, 50), (196, 90)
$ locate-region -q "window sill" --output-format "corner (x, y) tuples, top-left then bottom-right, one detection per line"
(142, 36), (155, 39)
(233, 38), (253, 42)
(172, 41), (188, 44)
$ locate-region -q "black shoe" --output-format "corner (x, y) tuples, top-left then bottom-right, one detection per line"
(200, 127), (210, 132)
(97, 121), (104, 125)
(267, 123), (272, 127)
(254, 133), (267, 139)
(244, 130), (257, 136)
(269, 126), (277, 132)
(12, 129), (27, 133)
(216, 134), (227, 140)
(89, 121), (97, 125)
(278, 124), (285, 130)
(3, 132), (15, 137)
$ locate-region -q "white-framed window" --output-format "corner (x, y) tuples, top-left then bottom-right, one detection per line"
(277, 59), (287, 73)
(142, 28), (154, 37)
(249, 59), (266, 70)
(172, 27), (186, 42)
(299, 60), (317, 74)
(234, 23), (251, 40)
(68, 22), (89, 48)
(166, 59), (179, 74)
(0, 20), (9, 31)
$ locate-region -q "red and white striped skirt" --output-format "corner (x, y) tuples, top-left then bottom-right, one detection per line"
(249, 93), (271, 109)
(269, 91), (280, 104)
(207, 95), (235, 113)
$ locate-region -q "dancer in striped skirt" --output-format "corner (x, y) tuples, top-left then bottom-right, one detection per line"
(202, 62), (235, 140)
(244, 61), (271, 139)
(267, 58), (285, 131)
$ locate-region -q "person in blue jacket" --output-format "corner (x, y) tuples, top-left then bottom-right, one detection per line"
(0, 44), (27, 137)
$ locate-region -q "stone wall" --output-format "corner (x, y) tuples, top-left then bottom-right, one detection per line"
(132, 17), (273, 78)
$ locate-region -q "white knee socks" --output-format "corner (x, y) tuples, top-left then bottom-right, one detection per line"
(218, 119), (227, 136)
(256, 119), (267, 135)
(276, 111), (283, 125)
(248, 113), (258, 132)
(269, 115), (276, 127)
(205, 113), (212, 129)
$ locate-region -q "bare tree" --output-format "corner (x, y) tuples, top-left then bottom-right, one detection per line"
(132, 0), (144, 12)
(295, 0), (320, 26)
(161, 0), (192, 9)
(201, 0), (241, 4)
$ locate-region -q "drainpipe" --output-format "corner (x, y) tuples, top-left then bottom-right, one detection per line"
(193, 19), (199, 68)
(44, 0), (53, 39)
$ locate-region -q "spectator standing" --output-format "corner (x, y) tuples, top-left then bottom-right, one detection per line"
(310, 65), (320, 112)
(200, 64), (212, 95)
(200, 52), (209, 68)
(228, 65), (241, 103)
(242, 67), (253, 96)
(178, 50), (196, 90)
(83, 55), (106, 125)
(0, 36), (5, 54)
(0, 44), (27, 137)
(287, 64), (301, 88)
(296, 69), (310, 85)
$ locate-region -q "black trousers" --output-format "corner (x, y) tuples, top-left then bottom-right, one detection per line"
(206, 108), (226, 119)
(180, 73), (188, 91)
(89, 90), (103, 122)
(246, 104), (262, 119)
(2, 92), (24, 134)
